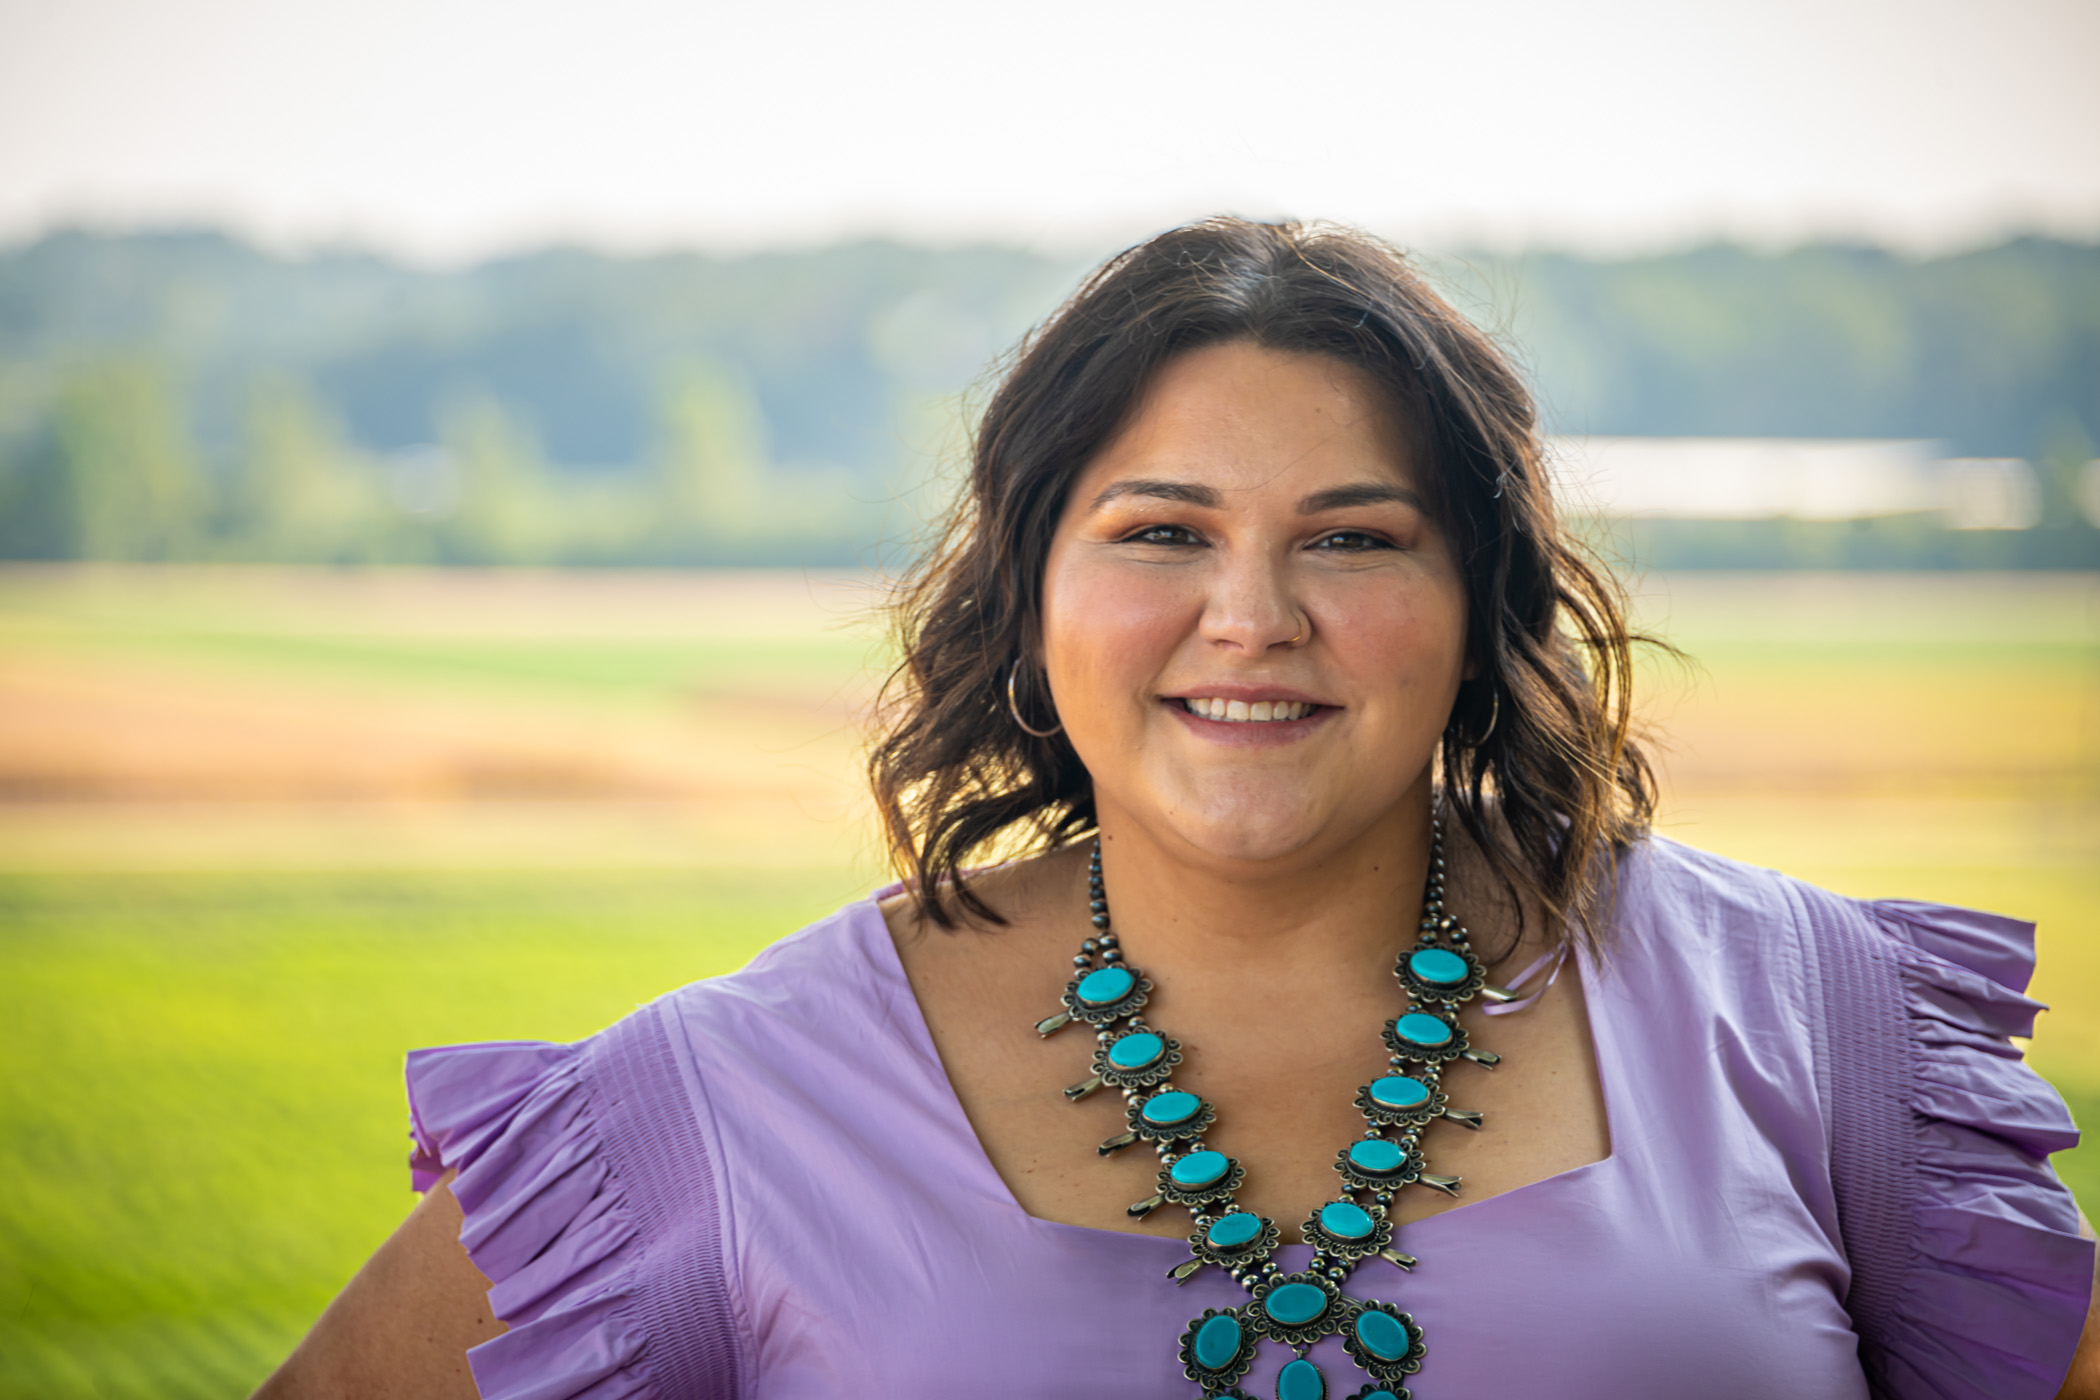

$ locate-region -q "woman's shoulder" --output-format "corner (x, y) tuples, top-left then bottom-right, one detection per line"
(1616, 832), (2090, 1400)
(399, 887), (920, 1400)
(631, 886), (953, 1098)
(406, 883), (918, 1239)
(662, 887), (900, 1014)
(1608, 832), (2055, 1089)
(1614, 830), (2045, 1005)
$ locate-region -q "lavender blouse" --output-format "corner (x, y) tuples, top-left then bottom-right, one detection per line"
(406, 837), (2092, 1399)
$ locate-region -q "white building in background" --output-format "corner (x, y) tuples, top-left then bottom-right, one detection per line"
(1543, 437), (2050, 530)
(2079, 461), (2100, 528)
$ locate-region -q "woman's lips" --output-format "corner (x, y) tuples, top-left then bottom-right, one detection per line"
(1179, 696), (1317, 723)
(1163, 695), (1337, 744)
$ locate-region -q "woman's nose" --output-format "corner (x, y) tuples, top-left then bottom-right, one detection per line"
(1196, 557), (1303, 654)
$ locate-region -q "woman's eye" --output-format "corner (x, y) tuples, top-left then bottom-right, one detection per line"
(1311, 530), (1392, 552)
(1127, 524), (1201, 546)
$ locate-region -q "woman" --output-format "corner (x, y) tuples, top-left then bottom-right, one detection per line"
(260, 218), (2096, 1400)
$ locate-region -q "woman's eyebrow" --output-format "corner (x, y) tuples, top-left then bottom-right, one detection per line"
(1089, 479), (1223, 510)
(1298, 482), (1425, 513)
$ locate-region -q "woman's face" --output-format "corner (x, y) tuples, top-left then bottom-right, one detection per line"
(1039, 340), (1469, 869)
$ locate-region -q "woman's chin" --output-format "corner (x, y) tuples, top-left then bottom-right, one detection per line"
(1153, 804), (1355, 869)
(1099, 771), (1425, 870)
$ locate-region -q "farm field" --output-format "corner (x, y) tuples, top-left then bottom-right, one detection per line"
(1, 565), (2095, 1399)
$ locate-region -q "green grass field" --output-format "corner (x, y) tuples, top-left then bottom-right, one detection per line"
(0, 568), (2094, 1398)
(0, 869), (866, 1398)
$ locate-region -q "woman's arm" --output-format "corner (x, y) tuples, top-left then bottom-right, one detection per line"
(251, 1176), (505, 1400)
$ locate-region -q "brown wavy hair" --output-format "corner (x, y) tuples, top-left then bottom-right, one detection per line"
(869, 217), (1657, 949)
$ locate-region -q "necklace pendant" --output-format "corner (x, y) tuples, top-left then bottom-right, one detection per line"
(1339, 1303), (1426, 1385)
(1062, 1073), (1104, 1101)
(1395, 944), (1489, 1005)
(1300, 1201), (1394, 1262)
(1277, 1357), (1326, 1400)
(1034, 1010), (1073, 1036)
(1128, 1192), (1167, 1219)
(1187, 1210), (1281, 1272)
(1060, 963), (1152, 1025)
(1165, 1256), (1207, 1284)
(1091, 1027), (1183, 1089)
(1246, 1271), (1350, 1348)
(1378, 1247), (1418, 1271)
(1334, 1139), (1426, 1193)
(1177, 1308), (1257, 1393)
(1153, 1150), (1245, 1211)
(1357, 1076), (1486, 1131)
(1096, 1130), (1138, 1156)
(1382, 1011), (1472, 1066)
(1127, 1089), (1217, 1145)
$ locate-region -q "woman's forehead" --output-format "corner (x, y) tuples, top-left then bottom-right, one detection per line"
(1074, 342), (1419, 503)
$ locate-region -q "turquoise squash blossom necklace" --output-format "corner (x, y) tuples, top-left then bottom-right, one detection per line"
(1036, 819), (1511, 1400)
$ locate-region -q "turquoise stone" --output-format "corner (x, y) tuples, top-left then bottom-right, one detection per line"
(1395, 1011), (1454, 1047)
(1318, 1200), (1375, 1240)
(1262, 1281), (1328, 1327)
(1141, 1091), (1201, 1126)
(1192, 1313), (1243, 1370)
(1361, 1392), (1400, 1400)
(1355, 1309), (1412, 1362)
(1409, 947), (1470, 986)
(1107, 1032), (1165, 1071)
(1349, 1139), (1406, 1175)
(1277, 1357), (1326, 1400)
(1170, 1150), (1229, 1188)
(1076, 966), (1135, 1005)
(1369, 1075), (1431, 1109)
(1206, 1212), (1262, 1250)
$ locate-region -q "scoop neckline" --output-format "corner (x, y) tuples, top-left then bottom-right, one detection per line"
(852, 886), (1621, 1250)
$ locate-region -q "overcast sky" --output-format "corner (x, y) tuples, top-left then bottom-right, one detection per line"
(1, 0), (2095, 262)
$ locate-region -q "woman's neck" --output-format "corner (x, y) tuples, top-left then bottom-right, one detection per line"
(1088, 795), (1437, 989)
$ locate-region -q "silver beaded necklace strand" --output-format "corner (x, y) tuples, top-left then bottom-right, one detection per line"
(1036, 818), (1511, 1400)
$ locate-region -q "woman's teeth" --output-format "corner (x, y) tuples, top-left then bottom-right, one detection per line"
(1182, 698), (1314, 723)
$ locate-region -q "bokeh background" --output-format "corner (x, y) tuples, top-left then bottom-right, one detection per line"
(2, 1), (2097, 1394)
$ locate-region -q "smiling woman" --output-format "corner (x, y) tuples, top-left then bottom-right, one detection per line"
(256, 220), (2096, 1400)
(1039, 345), (1473, 876)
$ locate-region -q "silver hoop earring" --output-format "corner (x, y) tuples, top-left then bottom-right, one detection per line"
(1451, 686), (1499, 747)
(1006, 660), (1063, 738)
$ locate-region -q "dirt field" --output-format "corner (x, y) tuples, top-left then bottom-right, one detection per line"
(0, 566), (890, 869)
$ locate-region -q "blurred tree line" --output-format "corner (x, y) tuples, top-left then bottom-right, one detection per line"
(0, 229), (2094, 567)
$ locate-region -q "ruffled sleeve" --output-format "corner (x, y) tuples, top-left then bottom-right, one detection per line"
(407, 1039), (652, 1400)
(1844, 899), (2094, 1399)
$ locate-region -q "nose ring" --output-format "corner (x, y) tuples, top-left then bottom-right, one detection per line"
(1286, 613), (1308, 647)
